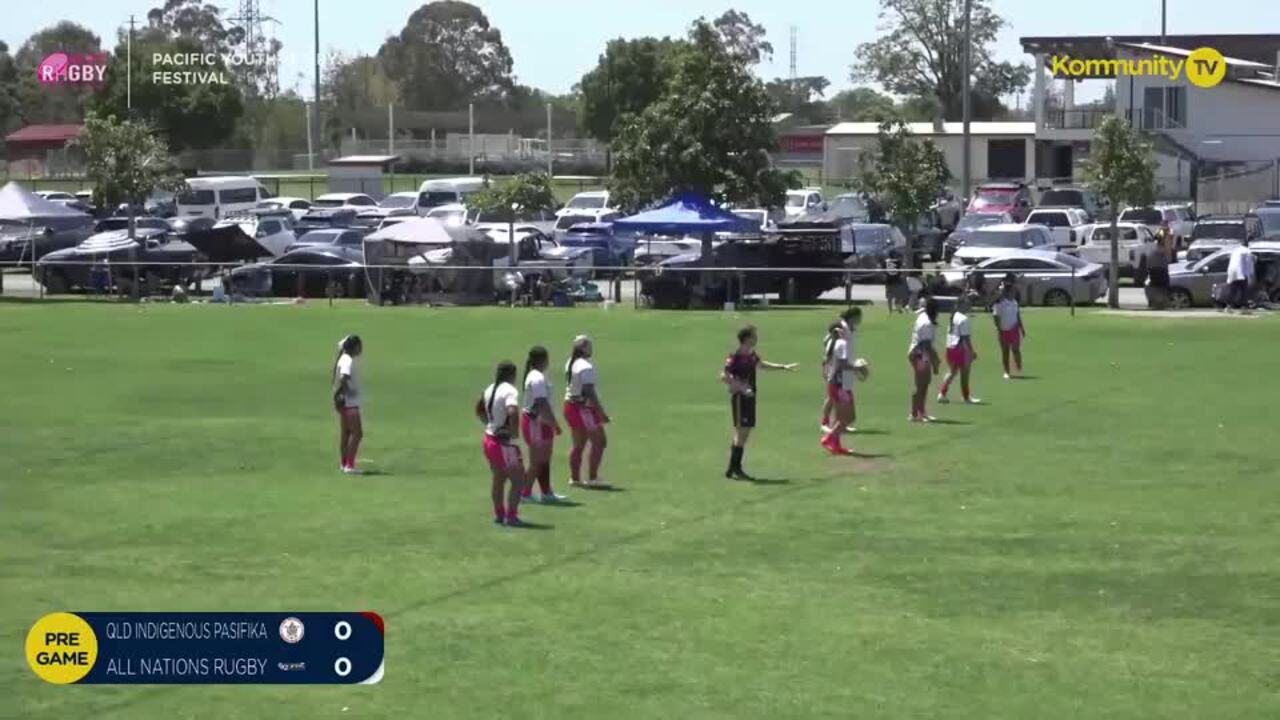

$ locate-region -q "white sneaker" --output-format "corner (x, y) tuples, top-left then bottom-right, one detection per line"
(342, 466), (363, 475)
(921, 415), (937, 423)
(964, 397), (983, 405)
(1003, 373), (1011, 380)
(936, 394), (950, 404)
(586, 478), (612, 488)
(541, 492), (568, 503)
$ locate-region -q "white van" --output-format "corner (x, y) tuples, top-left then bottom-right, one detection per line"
(177, 176), (272, 219)
(416, 177), (487, 212)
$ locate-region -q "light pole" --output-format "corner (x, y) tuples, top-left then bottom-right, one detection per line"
(313, 0), (320, 167)
(961, 0), (972, 205)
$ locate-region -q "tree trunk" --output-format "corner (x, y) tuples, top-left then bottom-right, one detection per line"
(1108, 214), (1120, 309)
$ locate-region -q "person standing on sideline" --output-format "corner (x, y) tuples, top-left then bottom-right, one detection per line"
(992, 282), (1025, 379)
(332, 335), (364, 474)
(722, 325), (797, 479)
(563, 335), (612, 488)
(907, 298), (941, 422)
(1225, 240), (1255, 311)
(521, 346), (567, 503)
(476, 360), (529, 527)
(1145, 229), (1173, 310)
(938, 296), (980, 404)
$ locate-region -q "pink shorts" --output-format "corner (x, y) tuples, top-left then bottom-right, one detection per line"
(946, 346), (971, 368)
(1000, 327), (1022, 346)
(520, 414), (554, 448)
(483, 434), (523, 472)
(337, 406), (361, 419)
(827, 382), (852, 405)
(563, 401), (603, 432)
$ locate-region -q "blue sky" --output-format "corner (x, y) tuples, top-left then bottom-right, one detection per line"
(6, 0), (1278, 101)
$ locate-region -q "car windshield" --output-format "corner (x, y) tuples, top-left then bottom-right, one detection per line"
(380, 195), (416, 209)
(967, 230), (1026, 248)
(785, 193), (807, 208)
(977, 188), (1015, 202)
(311, 198), (346, 208)
(177, 189), (216, 205)
(421, 191), (459, 207)
(297, 231), (338, 244)
(566, 195), (606, 210)
(555, 214), (597, 230)
(957, 214), (1004, 230)
(828, 197), (866, 217)
(1119, 208), (1163, 225)
(1256, 212), (1280, 232)
(1040, 190), (1084, 206)
(1090, 227), (1139, 242)
(1193, 222), (1245, 240)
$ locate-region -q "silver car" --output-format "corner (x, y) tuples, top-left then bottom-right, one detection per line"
(941, 250), (1107, 306)
(1166, 242), (1280, 308)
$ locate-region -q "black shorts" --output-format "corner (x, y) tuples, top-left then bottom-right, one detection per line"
(731, 394), (757, 428)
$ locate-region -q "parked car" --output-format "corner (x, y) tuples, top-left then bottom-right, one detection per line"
(943, 212), (1012, 262)
(92, 216), (172, 233)
(967, 183), (1033, 222)
(34, 227), (202, 294)
(293, 207), (359, 233)
(557, 223), (637, 274)
(632, 237), (706, 266)
(941, 250), (1107, 306)
(426, 203), (477, 227)
(286, 228), (367, 253)
(1077, 223), (1158, 281)
(473, 206), (560, 236)
(353, 192), (424, 229)
(0, 214), (95, 262)
(950, 224), (1055, 267)
(176, 176), (272, 219)
(554, 191), (615, 230)
(1166, 241), (1280, 308)
(258, 196), (313, 222)
(1037, 186), (1109, 221)
(470, 226), (595, 283)
(1024, 207), (1093, 250)
(826, 194), (871, 223)
(1184, 214), (1264, 263)
(1117, 205), (1195, 248)
(311, 192), (378, 209)
(729, 208), (786, 233)
(844, 223), (908, 280)
(784, 188), (826, 218)
(417, 177), (487, 208)
(931, 193), (963, 230)
(1252, 206), (1280, 240)
(907, 209), (950, 262)
(191, 209), (296, 260)
(223, 245), (367, 299)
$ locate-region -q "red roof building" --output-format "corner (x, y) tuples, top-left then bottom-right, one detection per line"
(4, 124), (84, 162)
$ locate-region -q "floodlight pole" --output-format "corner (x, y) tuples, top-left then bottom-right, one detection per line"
(961, 0), (972, 204)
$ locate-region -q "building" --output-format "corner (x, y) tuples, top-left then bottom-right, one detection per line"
(823, 121), (1036, 187)
(773, 114), (831, 172)
(1021, 33), (1280, 203)
(327, 155), (400, 200)
(3, 124), (84, 175)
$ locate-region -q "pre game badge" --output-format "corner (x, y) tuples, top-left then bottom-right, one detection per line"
(27, 612), (98, 684)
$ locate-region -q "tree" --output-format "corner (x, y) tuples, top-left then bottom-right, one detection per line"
(852, 0), (1030, 120)
(765, 76), (831, 123)
(323, 52), (402, 143)
(609, 22), (797, 212)
(0, 42), (21, 135)
(853, 120), (951, 268)
(75, 111), (183, 237)
(830, 87), (899, 121)
(13, 22), (103, 125)
(469, 172), (557, 220)
(1082, 115), (1156, 308)
(378, 1), (514, 111)
(710, 9), (772, 66)
(576, 37), (685, 144)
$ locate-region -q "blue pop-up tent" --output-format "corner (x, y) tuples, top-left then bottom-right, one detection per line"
(612, 192), (756, 235)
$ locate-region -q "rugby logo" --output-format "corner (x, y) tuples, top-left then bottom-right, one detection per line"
(278, 617), (305, 644)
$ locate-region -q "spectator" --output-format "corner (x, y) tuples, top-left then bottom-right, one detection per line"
(1145, 229), (1172, 310)
(1225, 240), (1255, 311)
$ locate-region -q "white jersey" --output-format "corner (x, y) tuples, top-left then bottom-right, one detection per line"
(1226, 246), (1255, 283)
(831, 336), (856, 388)
(334, 353), (361, 408)
(908, 312), (936, 353)
(993, 298), (1021, 331)
(946, 312), (971, 349)
(523, 369), (551, 412)
(564, 357), (597, 402)
(482, 381), (520, 437)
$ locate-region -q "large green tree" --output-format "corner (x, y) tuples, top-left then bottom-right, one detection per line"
(853, 120), (951, 268)
(710, 9), (772, 66)
(576, 37), (686, 145)
(766, 76), (831, 123)
(0, 42), (21, 135)
(1082, 115), (1157, 308)
(378, 1), (514, 111)
(609, 21), (796, 212)
(13, 22), (103, 125)
(830, 87), (899, 121)
(852, 0), (1029, 120)
(75, 111), (183, 235)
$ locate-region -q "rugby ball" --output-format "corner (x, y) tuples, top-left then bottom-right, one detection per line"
(853, 358), (870, 381)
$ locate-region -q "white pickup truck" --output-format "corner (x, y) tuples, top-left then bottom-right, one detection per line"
(1078, 223), (1157, 280)
(1023, 208), (1093, 251)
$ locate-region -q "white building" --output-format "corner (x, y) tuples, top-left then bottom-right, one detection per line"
(822, 121), (1036, 187)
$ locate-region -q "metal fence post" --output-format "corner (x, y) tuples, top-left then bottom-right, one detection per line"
(1070, 266), (1076, 317)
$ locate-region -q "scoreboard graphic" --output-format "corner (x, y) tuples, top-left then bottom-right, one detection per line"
(27, 612), (384, 685)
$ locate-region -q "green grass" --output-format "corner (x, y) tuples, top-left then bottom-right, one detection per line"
(3, 303), (1279, 719)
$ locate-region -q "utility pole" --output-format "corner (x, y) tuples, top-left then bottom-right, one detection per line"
(1161, 0), (1167, 44)
(388, 103), (394, 156)
(313, 0), (320, 165)
(127, 15), (135, 112)
(961, 0), (972, 203)
(469, 103), (475, 176)
(546, 102), (553, 176)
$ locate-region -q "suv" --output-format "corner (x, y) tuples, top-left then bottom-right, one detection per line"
(1184, 214), (1264, 263)
(784, 188), (826, 218)
(951, 224), (1055, 267)
(967, 183), (1034, 222)
(1038, 186), (1109, 221)
(1024, 207), (1092, 250)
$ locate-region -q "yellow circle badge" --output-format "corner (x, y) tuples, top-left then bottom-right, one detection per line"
(27, 612), (98, 684)
(1186, 47), (1227, 89)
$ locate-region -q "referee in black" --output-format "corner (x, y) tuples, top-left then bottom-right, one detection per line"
(721, 325), (797, 480)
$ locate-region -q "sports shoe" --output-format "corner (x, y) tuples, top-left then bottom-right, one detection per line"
(586, 478), (612, 488)
(342, 465), (363, 475)
(921, 415), (937, 423)
(568, 479), (587, 488)
(540, 492), (569, 504)
(493, 517), (505, 526)
(909, 414), (922, 422)
(936, 394), (950, 404)
(964, 397), (982, 405)
(1003, 373), (1011, 380)
(505, 516), (528, 528)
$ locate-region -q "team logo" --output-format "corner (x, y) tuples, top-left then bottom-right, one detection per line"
(279, 617), (305, 644)
(1186, 47), (1227, 89)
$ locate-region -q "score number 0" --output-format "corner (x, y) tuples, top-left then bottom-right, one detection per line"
(334, 620), (352, 678)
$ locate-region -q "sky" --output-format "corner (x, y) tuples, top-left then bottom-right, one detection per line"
(6, 0), (1279, 103)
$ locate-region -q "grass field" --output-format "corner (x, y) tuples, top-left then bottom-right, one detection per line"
(3, 302), (1279, 719)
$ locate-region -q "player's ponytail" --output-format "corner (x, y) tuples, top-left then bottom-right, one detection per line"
(332, 334), (360, 380)
(525, 345), (548, 381)
(566, 335), (590, 383)
(487, 360), (518, 420)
